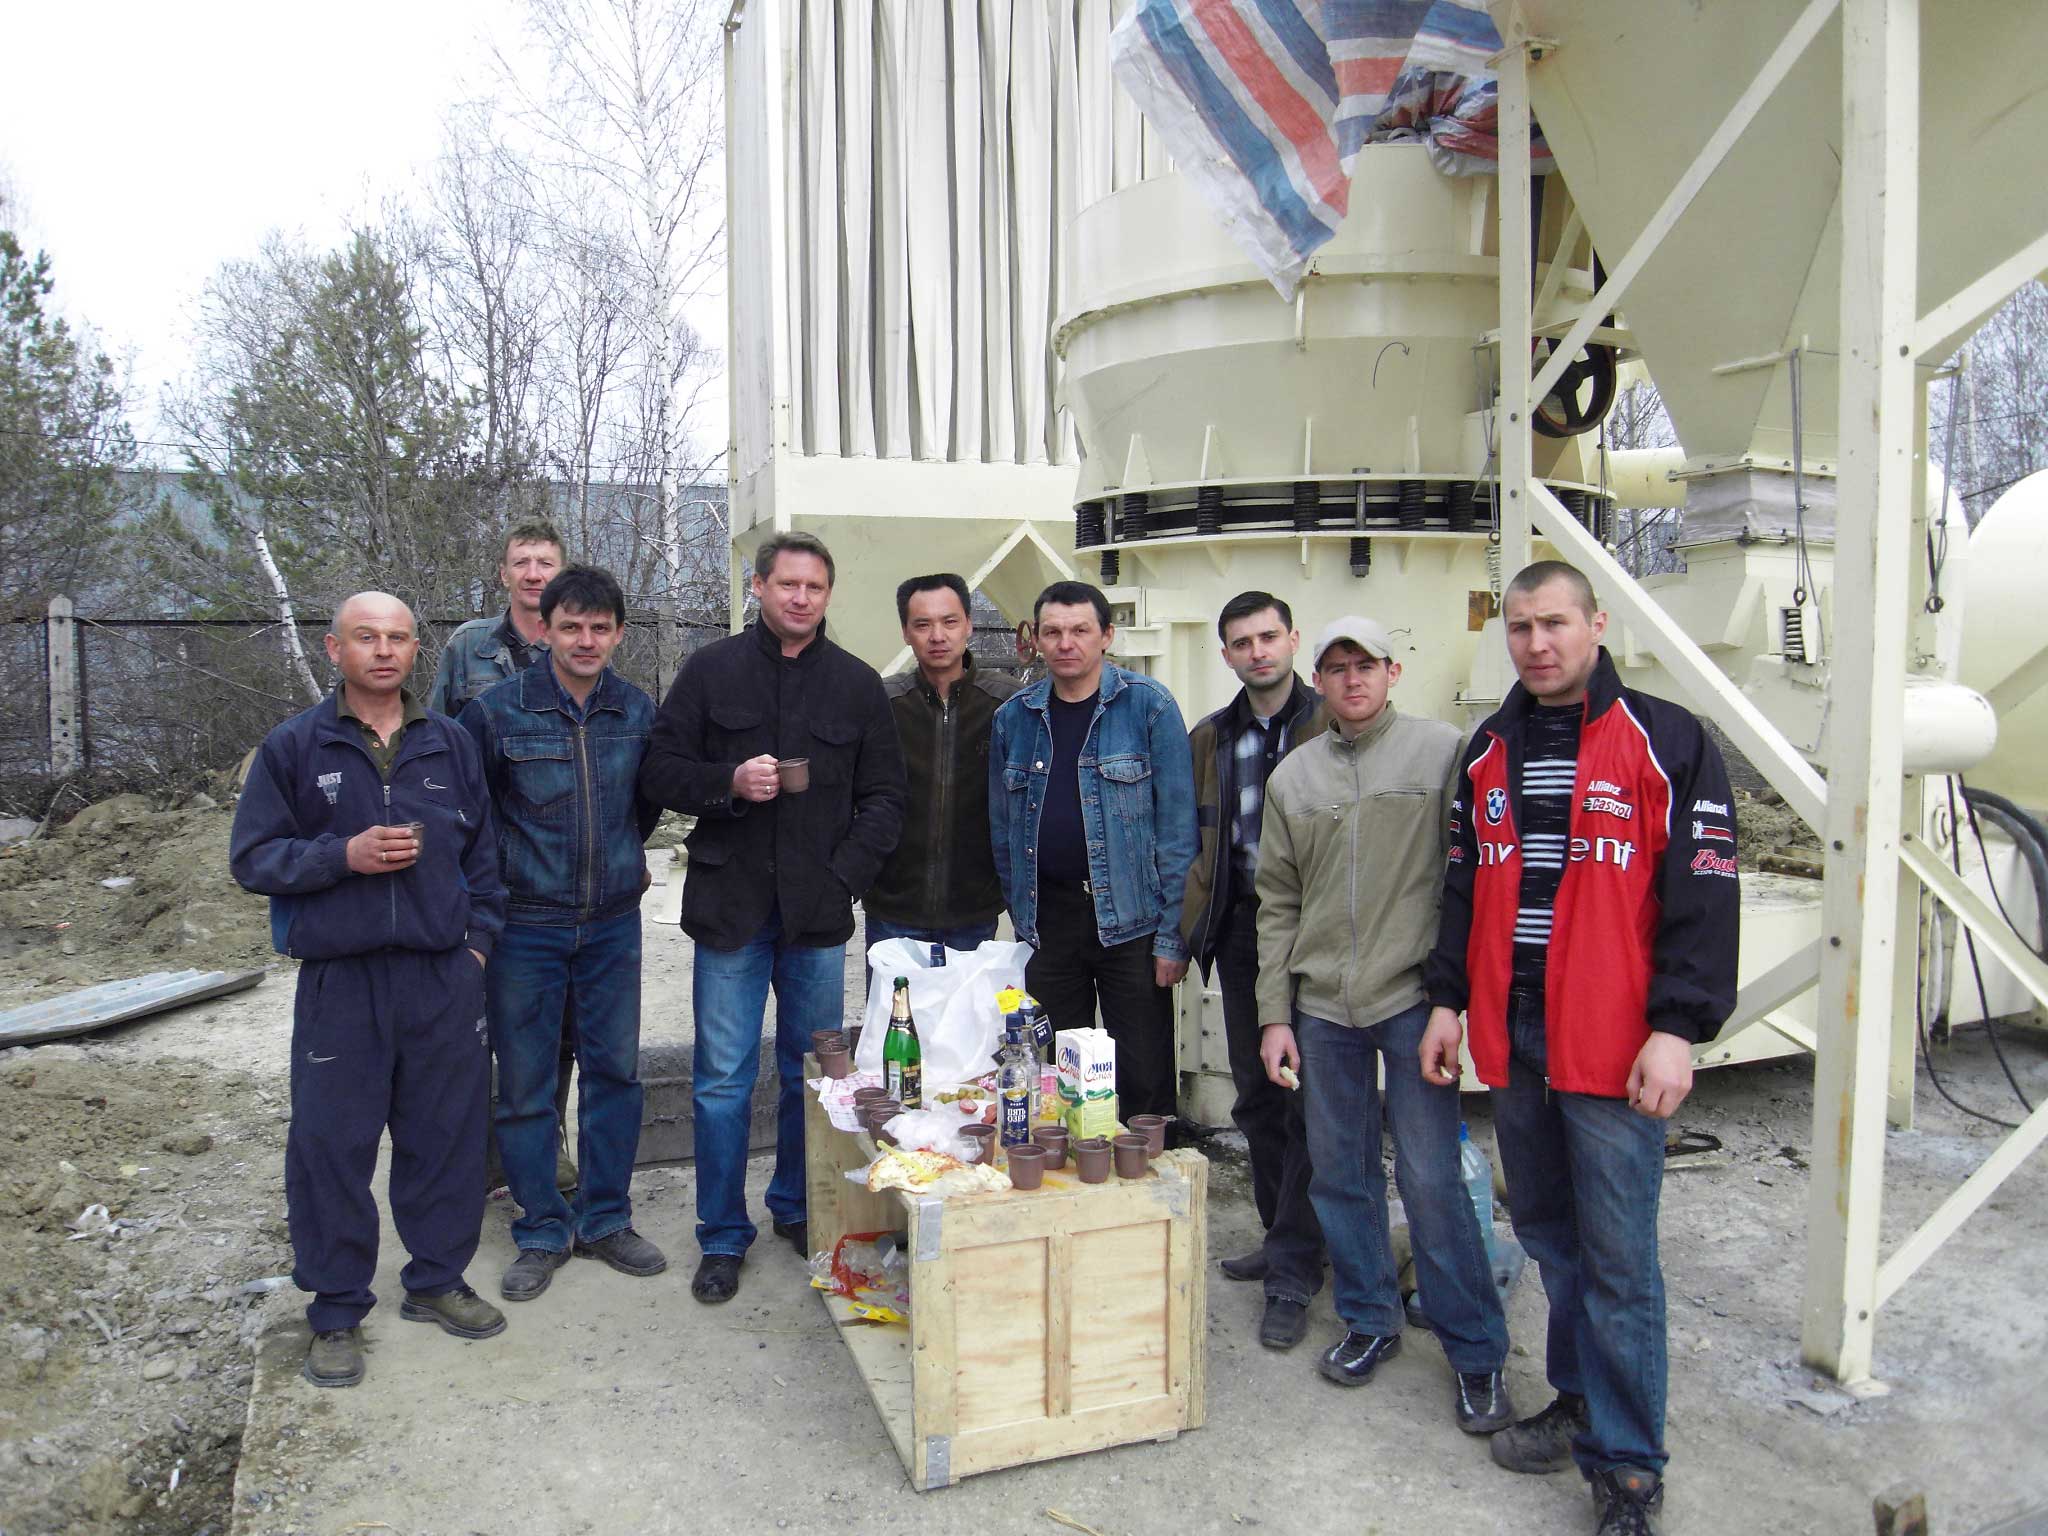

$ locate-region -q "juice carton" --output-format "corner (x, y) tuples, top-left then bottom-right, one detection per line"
(1056, 1026), (1118, 1142)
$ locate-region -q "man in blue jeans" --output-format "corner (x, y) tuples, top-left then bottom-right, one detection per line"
(640, 532), (905, 1303)
(1255, 618), (1513, 1433)
(461, 566), (666, 1299)
(1422, 562), (1738, 1536)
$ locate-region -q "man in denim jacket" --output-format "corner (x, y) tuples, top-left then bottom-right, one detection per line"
(989, 581), (1198, 1119)
(459, 567), (666, 1301)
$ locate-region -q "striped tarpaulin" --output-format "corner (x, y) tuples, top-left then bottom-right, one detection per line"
(1111, 0), (1550, 297)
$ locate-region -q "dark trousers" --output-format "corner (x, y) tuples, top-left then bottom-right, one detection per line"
(1026, 880), (1178, 1119)
(1496, 989), (1670, 1476)
(1215, 902), (1324, 1300)
(286, 947), (489, 1333)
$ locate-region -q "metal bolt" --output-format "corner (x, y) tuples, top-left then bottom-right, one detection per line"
(1832, 840), (1844, 851)
(1830, 936), (1843, 947)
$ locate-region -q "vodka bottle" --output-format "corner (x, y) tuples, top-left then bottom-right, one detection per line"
(996, 1017), (1036, 1147)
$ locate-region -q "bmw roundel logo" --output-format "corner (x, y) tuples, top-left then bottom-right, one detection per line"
(1484, 787), (1508, 825)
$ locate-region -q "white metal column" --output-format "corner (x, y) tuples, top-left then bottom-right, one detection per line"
(1493, 35), (1536, 579)
(1799, 0), (1920, 1385)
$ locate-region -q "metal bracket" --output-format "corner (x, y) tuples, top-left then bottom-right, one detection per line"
(923, 1436), (951, 1489)
(913, 1197), (944, 1261)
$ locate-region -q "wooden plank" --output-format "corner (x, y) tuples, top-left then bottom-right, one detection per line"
(948, 1394), (1186, 1481)
(909, 1199), (958, 1489)
(1171, 1151), (1208, 1428)
(951, 1238), (1050, 1433)
(1068, 1219), (1171, 1411)
(816, 1290), (915, 1474)
(1046, 1230), (1074, 1419)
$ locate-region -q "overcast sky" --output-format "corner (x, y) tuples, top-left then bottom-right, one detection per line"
(2, 0), (726, 468)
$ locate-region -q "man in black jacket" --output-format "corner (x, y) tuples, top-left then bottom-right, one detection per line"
(1180, 591), (1328, 1348)
(640, 532), (906, 1304)
(230, 592), (510, 1389)
(865, 573), (1019, 965)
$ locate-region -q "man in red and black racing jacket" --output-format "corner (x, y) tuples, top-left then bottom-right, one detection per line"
(1420, 560), (1737, 1536)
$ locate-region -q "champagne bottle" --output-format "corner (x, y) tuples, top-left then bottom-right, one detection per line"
(883, 976), (922, 1109)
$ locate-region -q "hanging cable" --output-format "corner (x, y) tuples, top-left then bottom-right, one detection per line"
(1939, 775), (2037, 1115)
(1786, 349), (1822, 656)
(1928, 352), (1963, 613)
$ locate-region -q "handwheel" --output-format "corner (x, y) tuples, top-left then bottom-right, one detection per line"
(1530, 338), (1619, 438)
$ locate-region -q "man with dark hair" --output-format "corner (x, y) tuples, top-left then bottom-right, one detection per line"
(1181, 590), (1328, 1347)
(231, 592), (509, 1389)
(866, 575), (1020, 962)
(642, 532), (905, 1304)
(1257, 617), (1512, 1428)
(989, 580), (1197, 1119)
(461, 566), (666, 1300)
(1422, 561), (1739, 1535)
(430, 517), (579, 1194)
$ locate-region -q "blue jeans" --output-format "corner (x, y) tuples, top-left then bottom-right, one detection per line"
(692, 904), (845, 1255)
(487, 910), (644, 1253)
(1298, 1004), (1507, 1373)
(862, 915), (999, 992)
(1494, 992), (1669, 1476)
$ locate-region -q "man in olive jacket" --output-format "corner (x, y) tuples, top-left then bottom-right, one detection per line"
(866, 574), (1019, 960)
(639, 532), (907, 1304)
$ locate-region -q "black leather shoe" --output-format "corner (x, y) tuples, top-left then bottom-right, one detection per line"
(1316, 1330), (1401, 1387)
(500, 1248), (570, 1301)
(1490, 1392), (1589, 1474)
(691, 1252), (742, 1304)
(1219, 1248), (1269, 1282)
(772, 1219), (810, 1258)
(573, 1228), (668, 1277)
(1454, 1368), (1515, 1434)
(1592, 1467), (1665, 1535)
(1259, 1298), (1308, 1350)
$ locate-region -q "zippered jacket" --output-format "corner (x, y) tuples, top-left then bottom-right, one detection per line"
(1254, 706), (1463, 1028)
(639, 619), (906, 951)
(428, 612), (541, 715)
(1181, 675), (1328, 972)
(458, 660), (662, 926)
(990, 664), (1198, 960)
(1422, 649), (1740, 1097)
(866, 655), (1020, 928)
(230, 693), (508, 961)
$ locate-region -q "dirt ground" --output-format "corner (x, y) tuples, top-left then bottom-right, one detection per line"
(3, 795), (2046, 1534)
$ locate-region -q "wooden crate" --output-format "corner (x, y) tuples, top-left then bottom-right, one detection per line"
(803, 1080), (1207, 1489)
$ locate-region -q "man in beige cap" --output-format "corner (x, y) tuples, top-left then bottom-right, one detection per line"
(1254, 617), (1512, 1434)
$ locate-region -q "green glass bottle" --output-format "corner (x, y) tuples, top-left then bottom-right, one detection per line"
(883, 976), (922, 1109)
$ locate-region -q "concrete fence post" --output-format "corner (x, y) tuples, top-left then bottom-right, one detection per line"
(46, 595), (82, 776)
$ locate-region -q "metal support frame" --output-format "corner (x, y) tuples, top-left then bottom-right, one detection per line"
(1495, 0), (2048, 1386)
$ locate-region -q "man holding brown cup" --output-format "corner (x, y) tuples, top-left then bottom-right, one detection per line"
(640, 532), (906, 1304)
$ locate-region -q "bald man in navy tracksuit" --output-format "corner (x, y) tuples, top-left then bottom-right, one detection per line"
(232, 592), (511, 1388)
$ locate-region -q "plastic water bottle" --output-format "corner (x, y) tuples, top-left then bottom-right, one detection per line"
(1459, 1122), (1496, 1267)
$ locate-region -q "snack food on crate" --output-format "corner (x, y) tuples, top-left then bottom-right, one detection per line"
(866, 1144), (1012, 1196)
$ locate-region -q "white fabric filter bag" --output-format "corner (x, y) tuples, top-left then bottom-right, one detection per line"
(855, 937), (1033, 1090)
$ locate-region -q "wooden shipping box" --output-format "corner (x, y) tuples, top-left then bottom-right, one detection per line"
(803, 1082), (1207, 1489)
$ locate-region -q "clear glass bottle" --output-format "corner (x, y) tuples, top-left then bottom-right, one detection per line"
(996, 1017), (1037, 1148)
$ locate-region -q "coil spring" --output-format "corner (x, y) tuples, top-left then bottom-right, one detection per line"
(1120, 491), (1150, 541)
(1349, 537), (1373, 576)
(1099, 548), (1120, 584)
(1447, 481), (1477, 533)
(1398, 479), (1427, 529)
(1596, 498), (1617, 544)
(1292, 480), (1320, 533)
(1075, 502), (1105, 548)
(1486, 534), (1503, 597)
(1196, 484), (1223, 537)
(1559, 487), (1589, 528)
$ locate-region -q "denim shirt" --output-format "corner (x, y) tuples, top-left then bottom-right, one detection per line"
(458, 660), (661, 925)
(429, 612), (545, 716)
(989, 663), (1198, 959)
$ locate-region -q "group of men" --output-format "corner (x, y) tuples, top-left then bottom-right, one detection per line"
(230, 516), (1734, 1535)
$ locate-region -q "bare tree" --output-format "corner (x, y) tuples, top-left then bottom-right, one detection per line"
(1931, 280), (2048, 527)
(494, 0), (726, 623)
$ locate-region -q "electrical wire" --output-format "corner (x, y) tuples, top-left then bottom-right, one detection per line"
(1937, 775), (2039, 1116)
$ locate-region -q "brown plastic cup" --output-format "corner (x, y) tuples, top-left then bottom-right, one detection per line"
(404, 820), (426, 855)
(811, 1030), (847, 1057)
(815, 1045), (852, 1080)
(864, 1101), (903, 1144)
(1113, 1132), (1150, 1179)
(1129, 1114), (1168, 1156)
(777, 757), (811, 793)
(1074, 1137), (1111, 1184)
(852, 1086), (891, 1108)
(1031, 1125), (1069, 1169)
(1005, 1143), (1047, 1189)
(959, 1124), (997, 1164)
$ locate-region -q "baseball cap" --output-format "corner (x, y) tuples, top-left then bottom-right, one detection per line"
(1312, 616), (1396, 668)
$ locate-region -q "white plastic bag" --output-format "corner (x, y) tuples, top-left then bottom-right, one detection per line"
(855, 937), (1032, 1090)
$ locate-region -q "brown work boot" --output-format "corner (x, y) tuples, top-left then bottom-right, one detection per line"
(574, 1228), (668, 1277)
(303, 1327), (364, 1388)
(399, 1284), (507, 1339)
